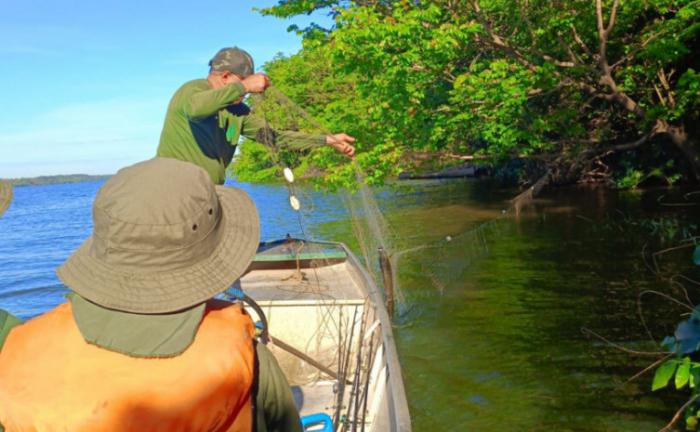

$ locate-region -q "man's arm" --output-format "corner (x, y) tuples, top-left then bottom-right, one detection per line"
(183, 74), (270, 120)
(182, 82), (247, 120)
(254, 341), (303, 432)
(0, 309), (22, 349)
(241, 112), (356, 157)
(241, 112), (326, 151)
(0, 310), (22, 432)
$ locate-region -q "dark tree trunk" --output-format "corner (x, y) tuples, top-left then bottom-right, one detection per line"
(657, 120), (700, 182)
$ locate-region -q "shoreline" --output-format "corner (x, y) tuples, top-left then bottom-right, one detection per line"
(6, 174), (111, 187)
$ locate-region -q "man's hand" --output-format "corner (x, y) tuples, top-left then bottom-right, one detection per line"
(241, 73), (271, 93)
(326, 133), (356, 158)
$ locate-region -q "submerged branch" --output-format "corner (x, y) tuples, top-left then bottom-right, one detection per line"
(639, 289), (694, 312)
(511, 170), (551, 216)
(621, 353), (675, 387)
(581, 327), (670, 356)
(660, 393), (700, 432)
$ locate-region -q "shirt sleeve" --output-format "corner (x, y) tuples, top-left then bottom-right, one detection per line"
(182, 82), (247, 120)
(0, 309), (22, 349)
(254, 341), (303, 432)
(241, 111), (326, 151)
(0, 310), (22, 432)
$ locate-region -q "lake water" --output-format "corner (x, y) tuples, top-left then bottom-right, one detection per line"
(1, 178), (696, 430)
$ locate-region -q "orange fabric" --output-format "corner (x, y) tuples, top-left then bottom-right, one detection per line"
(0, 300), (255, 432)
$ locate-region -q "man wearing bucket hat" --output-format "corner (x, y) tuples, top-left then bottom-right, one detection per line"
(157, 46), (356, 185)
(0, 159), (301, 432)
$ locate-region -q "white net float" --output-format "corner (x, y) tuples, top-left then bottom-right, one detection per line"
(283, 167), (295, 183)
(289, 195), (301, 211)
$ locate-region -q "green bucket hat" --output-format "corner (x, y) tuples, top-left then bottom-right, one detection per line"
(0, 180), (12, 217)
(57, 157), (260, 356)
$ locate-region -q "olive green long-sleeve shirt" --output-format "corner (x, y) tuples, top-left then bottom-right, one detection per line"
(157, 79), (326, 184)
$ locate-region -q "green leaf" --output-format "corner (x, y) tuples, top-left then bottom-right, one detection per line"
(676, 357), (692, 389)
(653, 360), (678, 391)
(689, 364), (700, 388)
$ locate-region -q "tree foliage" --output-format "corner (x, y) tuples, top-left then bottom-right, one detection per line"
(240, 0), (700, 188)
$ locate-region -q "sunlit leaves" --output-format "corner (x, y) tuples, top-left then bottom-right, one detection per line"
(653, 359), (678, 391)
(245, 0), (700, 187)
(677, 357), (692, 389)
(652, 357), (700, 391)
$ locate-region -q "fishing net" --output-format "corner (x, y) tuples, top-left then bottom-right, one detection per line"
(251, 87), (516, 300)
(238, 85), (522, 430)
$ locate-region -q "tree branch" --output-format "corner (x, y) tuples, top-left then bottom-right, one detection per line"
(581, 133), (652, 159)
(659, 392), (700, 432)
(474, 1), (576, 69)
(595, 0), (612, 76)
(606, 0), (620, 35)
(511, 170), (552, 215)
(570, 24), (592, 57)
(610, 29), (667, 70)
(658, 68), (676, 107)
(471, 1), (540, 73)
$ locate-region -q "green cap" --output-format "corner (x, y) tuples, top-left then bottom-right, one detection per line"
(209, 47), (254, 77)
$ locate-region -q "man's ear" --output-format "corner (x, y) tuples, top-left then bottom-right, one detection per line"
(219, 71), (230, 82)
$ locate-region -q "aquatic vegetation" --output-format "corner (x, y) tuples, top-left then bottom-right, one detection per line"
(653, 308), (700, 430)
(645, 240), (700, 430)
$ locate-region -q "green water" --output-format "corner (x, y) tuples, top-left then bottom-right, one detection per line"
(323, 180), (700, 431)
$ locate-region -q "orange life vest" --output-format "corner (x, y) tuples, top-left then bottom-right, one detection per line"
(0, 301), (255, 432)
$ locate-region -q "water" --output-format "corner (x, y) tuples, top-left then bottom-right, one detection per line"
(0, 178), (695, 430)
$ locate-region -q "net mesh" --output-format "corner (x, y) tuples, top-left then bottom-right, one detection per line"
(241, 86), (516, 429)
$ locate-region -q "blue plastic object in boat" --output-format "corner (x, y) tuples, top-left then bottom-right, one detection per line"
(301, 413), (334, 432)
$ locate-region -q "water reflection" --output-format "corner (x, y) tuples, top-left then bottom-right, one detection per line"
(378, 183), (695, 431)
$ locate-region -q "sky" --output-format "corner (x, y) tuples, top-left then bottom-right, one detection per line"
(0, 0), (332, 178)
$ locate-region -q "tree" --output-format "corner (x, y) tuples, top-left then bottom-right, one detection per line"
(247, 0), (700, 188)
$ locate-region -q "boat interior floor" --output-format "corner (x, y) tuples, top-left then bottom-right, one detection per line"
(292, 380), (337, 417)
(240, 263), (365, 302)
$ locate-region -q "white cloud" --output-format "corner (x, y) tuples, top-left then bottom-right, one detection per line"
(0, 97), (165, 177)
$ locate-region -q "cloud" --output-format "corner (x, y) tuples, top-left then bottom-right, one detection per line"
(0, 23), (81, 57)
(0, 98), (165, 177)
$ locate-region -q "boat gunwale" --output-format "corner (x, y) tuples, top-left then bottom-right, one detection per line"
(340, 243), (412, 432)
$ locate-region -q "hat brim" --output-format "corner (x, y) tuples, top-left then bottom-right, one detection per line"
(57, 186), (260, 314)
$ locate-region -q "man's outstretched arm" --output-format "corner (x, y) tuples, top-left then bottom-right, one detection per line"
(241, 112), (356, 158)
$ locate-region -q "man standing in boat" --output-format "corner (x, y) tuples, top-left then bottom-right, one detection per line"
(158, 46), (356, 185)
(0, 159), (302, 432)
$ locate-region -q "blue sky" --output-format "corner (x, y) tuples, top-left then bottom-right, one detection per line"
(0, 0), (332, 178)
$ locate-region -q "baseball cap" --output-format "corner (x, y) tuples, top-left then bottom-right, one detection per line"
(209, 47), (254, 78)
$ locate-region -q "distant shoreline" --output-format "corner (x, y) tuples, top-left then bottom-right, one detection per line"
(5, 174), (112, 187)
